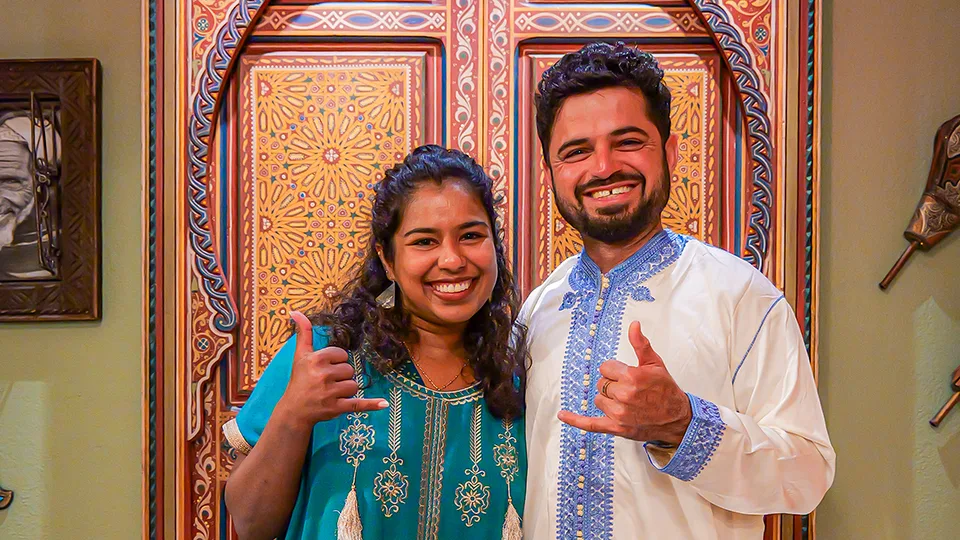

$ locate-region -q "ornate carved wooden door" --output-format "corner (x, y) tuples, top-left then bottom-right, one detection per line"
(145, 0), (821, 538)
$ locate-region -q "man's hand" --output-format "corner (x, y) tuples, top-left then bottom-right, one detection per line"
(558, 320), (692, 445)
(276, 312), (388, 430)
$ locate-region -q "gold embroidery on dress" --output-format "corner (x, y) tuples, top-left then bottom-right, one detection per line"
(417, 398), (449, 540)
(339, 356), (375, 469)
(338, 353), (374, 539)
(494, 419), (522, 539)
(493, 419), (519, 492)
(373, 386), (409, 517)
(384, 369), (482, 405)
(454, 401), (491, 527)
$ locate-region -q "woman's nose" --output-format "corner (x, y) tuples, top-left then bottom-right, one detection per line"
(437, 242), (466, 271)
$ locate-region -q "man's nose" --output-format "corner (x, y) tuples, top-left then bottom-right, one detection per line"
(592, 144), (621, 179)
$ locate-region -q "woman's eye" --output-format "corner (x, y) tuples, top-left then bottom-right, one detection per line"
(411, 238), (435, 246)
(462, 232), (486, 241)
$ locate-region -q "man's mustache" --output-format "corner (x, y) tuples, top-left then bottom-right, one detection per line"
(574, 172), (646, 199)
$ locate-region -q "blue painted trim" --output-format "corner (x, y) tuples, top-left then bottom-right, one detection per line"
(732, 295), (785, 385)
(146, 1), (160, 538)
(801, 0), (817, 354)
(734, 105), (742, 253)
(692, 0), (775, 270)
(220, 112), (229, 268)
(648, 393), (725, 482)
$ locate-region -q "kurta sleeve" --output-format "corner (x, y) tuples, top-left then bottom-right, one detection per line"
(221, 326), (331, 454)
(644, 286), (835, 515)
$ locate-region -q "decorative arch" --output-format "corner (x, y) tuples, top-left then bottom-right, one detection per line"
(145, 1), (820, 539)
(183, 0), (782, 340)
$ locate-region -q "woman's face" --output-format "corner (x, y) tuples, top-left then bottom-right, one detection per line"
(380, 179), (498, 331)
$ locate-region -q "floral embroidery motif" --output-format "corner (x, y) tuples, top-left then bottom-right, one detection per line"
(631, 286), (655, 303)
(556, 231), (689, 540)
(340, 420), (375, 465)
(454, 402), (490, 526)
(340, 353), (375, 477)
(656, 394), (726, 481)
(373, 386), (409, 517)
(559, 291), (578, 311)
(493, 420), (520, 485)
(494, 418), (520, 512)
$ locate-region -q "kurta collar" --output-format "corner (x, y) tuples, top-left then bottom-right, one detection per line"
(570, 229), (688, 294)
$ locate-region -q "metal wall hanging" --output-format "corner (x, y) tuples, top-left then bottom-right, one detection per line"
(0, 485), (12, 510)
(880, 114), (960, 290)
(930, 364), (960, 427)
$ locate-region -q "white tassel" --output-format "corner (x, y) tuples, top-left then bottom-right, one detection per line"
(501, 499), (522, 540)
(337, 487), (363, 540)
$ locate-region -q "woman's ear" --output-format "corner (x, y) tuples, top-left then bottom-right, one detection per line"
(376, 245), (395, 281)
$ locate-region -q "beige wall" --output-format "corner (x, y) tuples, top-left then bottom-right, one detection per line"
(818, 0), (960, 538)
(0, 0), (142, 538)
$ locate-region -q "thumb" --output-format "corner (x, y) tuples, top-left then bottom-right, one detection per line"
(290, 311), (315, 355)
(629, 320), (662, 367)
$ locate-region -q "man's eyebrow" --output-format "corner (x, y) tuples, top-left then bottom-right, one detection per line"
(609, 126), (650, 138)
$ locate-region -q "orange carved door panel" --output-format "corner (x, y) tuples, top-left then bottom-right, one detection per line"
(231, 45), (441, 398)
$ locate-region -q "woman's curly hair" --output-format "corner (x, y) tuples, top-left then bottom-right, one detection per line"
(534, 41), (672, 167)
(308, 144), (529, 419)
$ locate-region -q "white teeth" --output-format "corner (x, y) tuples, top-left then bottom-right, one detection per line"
(589, 186), (633, 199)
(434, 280), (471, 293)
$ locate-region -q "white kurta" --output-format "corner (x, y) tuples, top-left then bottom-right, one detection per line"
(521, 230), (835, 539)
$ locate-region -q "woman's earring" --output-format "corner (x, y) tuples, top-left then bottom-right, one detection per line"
(376, 281), (396, 309)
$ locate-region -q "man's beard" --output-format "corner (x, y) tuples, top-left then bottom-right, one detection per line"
(553, 167), (670, 245)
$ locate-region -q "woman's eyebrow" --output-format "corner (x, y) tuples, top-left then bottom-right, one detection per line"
(402, 220), (489, 237)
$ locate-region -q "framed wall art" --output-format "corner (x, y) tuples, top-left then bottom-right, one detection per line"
(0, 59), (101, 321)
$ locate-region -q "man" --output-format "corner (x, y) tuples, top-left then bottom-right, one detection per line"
(520, 42), (835, 539)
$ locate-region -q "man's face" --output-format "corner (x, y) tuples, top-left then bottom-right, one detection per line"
(546, 86), (678, 244)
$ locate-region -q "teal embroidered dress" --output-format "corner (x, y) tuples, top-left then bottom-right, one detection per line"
(222, 326), (526, 539)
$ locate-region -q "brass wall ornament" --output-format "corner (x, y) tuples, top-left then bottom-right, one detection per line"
(930, 364), (960, 428)
(880, 115), (960, 290)
(0, 485), (12, 510)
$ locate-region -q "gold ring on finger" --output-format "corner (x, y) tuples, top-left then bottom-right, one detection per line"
(601, 379), (612, 399)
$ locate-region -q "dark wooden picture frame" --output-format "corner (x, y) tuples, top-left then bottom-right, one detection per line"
(0, 59), (101, 321)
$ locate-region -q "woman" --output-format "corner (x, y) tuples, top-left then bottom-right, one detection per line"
(223, 145), (528, 540)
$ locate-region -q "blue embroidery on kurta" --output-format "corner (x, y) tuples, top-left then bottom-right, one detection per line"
(651, 393), (726, 481)
(556, 230), (689, 540)
(559, 292), (578, 311)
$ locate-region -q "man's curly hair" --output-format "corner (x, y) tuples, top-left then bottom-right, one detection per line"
(534, 42), (672, 167)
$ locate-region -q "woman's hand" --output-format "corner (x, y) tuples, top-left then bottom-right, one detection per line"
(276, 312), (388, 430)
